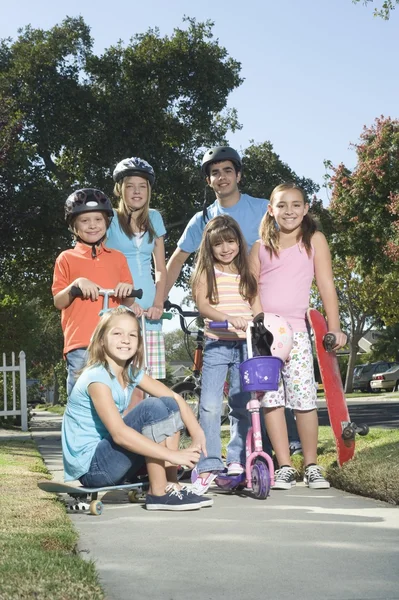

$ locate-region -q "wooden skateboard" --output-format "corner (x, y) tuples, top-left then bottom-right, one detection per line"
(307, 309), (368, 467)
(38, 480), (148, 516)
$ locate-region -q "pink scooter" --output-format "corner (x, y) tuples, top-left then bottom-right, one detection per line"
(208, 318), (288, 499)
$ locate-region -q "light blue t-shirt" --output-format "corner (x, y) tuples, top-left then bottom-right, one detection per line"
(178, 194), (269, 254)
(62, 364), (144, 481)
(106, 209), (167, 331)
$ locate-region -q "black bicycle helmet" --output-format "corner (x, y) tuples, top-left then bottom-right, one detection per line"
(201, 146), (242, 177)
(65, 188), (114, 227)
(113, 157), (155, 187)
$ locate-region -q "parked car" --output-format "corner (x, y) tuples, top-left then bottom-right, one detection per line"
(352, 361), (399, 392)
(370, 364), (399, 392)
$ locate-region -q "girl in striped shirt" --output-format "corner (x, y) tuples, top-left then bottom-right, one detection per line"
(190, 215), (258, 495)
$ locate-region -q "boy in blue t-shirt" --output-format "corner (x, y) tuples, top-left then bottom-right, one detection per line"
(165, 145), (268, 296)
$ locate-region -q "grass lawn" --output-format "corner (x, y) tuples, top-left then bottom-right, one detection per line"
(0, 440), (104, 600)
(35, 404), (66, 415)
(222, 426), (399, 505)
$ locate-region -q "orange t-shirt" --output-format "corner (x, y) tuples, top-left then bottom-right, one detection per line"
(52, 242), (133, 355)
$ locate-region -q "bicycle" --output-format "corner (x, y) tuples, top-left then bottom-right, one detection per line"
(163, 300), (229, 448)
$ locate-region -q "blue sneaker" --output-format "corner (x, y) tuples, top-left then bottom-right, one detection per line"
(180, 486), (213, 508)
(145, 487), (202, 511)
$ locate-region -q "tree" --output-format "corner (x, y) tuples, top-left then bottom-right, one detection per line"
(370, 324), (399, 362)
(0, 16), (243, 298)
(241, 141), (319, 200)
(352, 0), (399, 19)
(164, 329), (196, 363)
(327, 117), (399, 274)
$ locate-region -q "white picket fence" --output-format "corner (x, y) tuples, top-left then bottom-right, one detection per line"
(0, 351), (28, 431)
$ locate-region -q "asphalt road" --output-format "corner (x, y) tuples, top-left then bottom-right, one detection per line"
(318, 400), (399, 429)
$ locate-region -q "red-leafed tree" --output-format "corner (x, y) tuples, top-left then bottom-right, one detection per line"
(324, 117), (399, 390)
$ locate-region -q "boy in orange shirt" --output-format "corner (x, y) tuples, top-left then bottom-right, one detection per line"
(52, 188), (141, 395)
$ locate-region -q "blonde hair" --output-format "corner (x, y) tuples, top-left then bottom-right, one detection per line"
(113, 177), (156, 242)
(85, 306), (144, 385)
(191, 215), (258, 304)
(259, 183), (316, 257)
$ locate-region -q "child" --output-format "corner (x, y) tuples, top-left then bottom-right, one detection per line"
(106, 157), (167, 383)
(52, 188), (141, 396)
(250, 183), (347, 490)
(190, 215), (258, 494)
(62, 306), (212, 511)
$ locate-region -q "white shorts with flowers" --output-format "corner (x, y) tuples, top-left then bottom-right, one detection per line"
(259, 332), (317, 411)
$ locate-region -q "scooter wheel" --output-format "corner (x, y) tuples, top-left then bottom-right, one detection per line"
(251, 460), (270, 499)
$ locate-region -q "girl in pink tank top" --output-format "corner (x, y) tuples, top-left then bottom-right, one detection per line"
(189, 215), (258, 493)
(250, 183), (347, 491)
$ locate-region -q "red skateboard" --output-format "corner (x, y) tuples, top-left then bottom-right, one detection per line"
(307, 308), (368, 467)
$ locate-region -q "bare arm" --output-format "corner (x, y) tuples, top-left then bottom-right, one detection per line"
(249, 241), (263, 316)
(313, 231), (347, 349)
(165, 247), (191, 298)
(89, 382), (201, 467)
(53, 277), (100, 310)
(146, 236), (167, 320)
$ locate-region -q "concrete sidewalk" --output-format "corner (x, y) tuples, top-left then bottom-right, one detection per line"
(8, 411), (399, 600)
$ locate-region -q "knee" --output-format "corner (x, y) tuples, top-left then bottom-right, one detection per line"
(140, 396), (170, 421)
(157, 396), (179, 413)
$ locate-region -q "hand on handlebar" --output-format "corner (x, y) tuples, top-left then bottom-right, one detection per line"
(72, 278), (99, 301)
(146, 305), (164, 320)
(229, 316), (249, 331)
(114, 282), (134, 298)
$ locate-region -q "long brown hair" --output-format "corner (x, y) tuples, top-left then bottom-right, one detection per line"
(259, 183), (317, 257)
(191, 215), (258, 304)
(113, 177), (156, 242)
(85, 306), (144, 386)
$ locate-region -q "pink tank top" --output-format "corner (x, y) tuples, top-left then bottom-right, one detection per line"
(258, 242), (314, 332)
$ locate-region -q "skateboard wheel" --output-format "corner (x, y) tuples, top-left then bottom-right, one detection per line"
(89, 500), (103, 516)
(342, 424), (356, 441)
(251, 460), (270, 499)
(128, 490), (142, 503)
(323, 333), (336, 353)
(358, 424), (369, 436)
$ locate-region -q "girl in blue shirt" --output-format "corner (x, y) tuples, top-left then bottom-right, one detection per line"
(62, 306), (212, 511)
(106, 157), (167, 380)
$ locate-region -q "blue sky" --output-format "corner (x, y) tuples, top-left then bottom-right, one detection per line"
(2, 0), (398, 330)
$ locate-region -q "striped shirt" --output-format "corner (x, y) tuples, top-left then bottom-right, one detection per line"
(205, 269), (253, 340)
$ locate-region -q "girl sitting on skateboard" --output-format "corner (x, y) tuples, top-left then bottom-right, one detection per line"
(190, 215), (258, 495)
(250, 183), (347, 490)
(62, 306), (212, 511)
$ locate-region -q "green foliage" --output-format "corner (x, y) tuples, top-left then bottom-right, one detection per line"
(0, 16), (243, 297)
(241, 140), (319, 200)
(352, 0), (399, 19)
(370, 324), (399, 361)
(164, 329), (196, 363)
(327, 117), (399, 275)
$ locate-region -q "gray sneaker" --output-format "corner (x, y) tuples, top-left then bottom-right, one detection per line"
(304, 464), (330, 489)
(272, 466), (297, 490)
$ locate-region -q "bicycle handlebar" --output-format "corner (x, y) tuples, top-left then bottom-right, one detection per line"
(163, 300), (200, 336)
(71, 286), (143, 299)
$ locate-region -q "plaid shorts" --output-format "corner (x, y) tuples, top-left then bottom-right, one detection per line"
(145, 330), (166, 380)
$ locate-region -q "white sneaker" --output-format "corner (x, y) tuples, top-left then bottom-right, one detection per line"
(190, 472), (218, 495)
(304, 464), (330, 489)
(227, 462), (245, 476)
(272, 466), (297, 490)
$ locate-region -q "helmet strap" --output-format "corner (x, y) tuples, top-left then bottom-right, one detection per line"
(76, 235), (106, 258)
